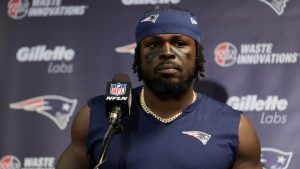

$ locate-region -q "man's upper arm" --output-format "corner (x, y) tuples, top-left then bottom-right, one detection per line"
(232, 114), (262, 169)
(56, 105), (91, 169)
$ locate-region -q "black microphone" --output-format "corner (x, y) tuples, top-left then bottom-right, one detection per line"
(105, 73), (132, 125)
(94, 74), (132, 169)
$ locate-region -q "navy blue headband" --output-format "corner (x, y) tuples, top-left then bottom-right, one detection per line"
(135, 8), (201, 44)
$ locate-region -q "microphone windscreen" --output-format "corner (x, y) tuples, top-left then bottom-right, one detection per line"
(105, 73), (132, 118)
(112, 73), (131, 83)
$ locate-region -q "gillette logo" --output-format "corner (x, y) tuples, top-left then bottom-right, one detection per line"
(17, 45), (75, 62)
(227, 95), (289, 125)
(227, 95), (288, 112)
(16, 45), (75, 74)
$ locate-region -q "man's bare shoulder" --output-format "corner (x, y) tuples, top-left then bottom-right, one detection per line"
(71, 105), (90, 145)
(232, 113), (262, 169)
(56, 105), (91, 169)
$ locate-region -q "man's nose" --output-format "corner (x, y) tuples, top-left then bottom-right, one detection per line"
(160, 43), (175, 59)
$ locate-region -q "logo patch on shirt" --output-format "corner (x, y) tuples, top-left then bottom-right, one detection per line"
(182, 131), (211, 145)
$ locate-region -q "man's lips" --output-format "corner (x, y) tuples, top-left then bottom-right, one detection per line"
(156, 64), (180, 73)
(158, 68), (178, 73)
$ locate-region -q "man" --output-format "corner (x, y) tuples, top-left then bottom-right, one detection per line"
(56, 6), (262, 169)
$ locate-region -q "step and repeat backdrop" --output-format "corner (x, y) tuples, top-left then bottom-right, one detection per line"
(0, 0), (299, 168)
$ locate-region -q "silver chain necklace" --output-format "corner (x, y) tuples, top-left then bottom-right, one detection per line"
(140, 87), (197, 124)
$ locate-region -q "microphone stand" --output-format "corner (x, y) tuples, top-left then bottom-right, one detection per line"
(93, 107), (122, 169)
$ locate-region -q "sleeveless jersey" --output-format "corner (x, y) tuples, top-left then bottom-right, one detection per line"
(87, 87), (241, 169)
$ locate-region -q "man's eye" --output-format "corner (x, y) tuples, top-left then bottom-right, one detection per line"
(148, 42), (160, 49)
(174, 41), (187, 47)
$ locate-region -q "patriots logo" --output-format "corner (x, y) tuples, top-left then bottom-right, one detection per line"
(141, 14), (159, 23)
(258, 0), (289, 15)
(261, 147), (293, 169)
(190, 17), (198, 25)
(182, 131), (211, 145)
(9, 95), (78, 130)
(115, 43), (136, 55)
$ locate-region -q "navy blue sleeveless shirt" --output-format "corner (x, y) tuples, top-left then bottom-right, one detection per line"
(87, 87), (240, 169)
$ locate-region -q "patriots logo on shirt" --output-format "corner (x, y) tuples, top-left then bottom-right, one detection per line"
(258, 0), (289, 15)
(182, 131), (211, 145)
(261, 147), (293, 169)
(9, 95), (78, 130)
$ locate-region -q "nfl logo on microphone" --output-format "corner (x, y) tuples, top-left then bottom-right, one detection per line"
(110, 83), (127, 96)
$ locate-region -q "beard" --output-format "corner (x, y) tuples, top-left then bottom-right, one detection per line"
(142, 67), (196, 98)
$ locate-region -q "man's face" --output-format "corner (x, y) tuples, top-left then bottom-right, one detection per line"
(139, 34), (197, 96)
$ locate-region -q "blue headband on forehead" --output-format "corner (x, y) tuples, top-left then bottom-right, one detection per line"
(135, 8), (201, 44)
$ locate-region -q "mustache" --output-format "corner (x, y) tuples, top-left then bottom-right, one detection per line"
(154, 61), (182, 72)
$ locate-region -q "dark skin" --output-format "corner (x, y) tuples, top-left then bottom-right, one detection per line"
(56, 34), (262, 169)
(139, 34), (196, 118)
